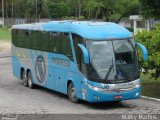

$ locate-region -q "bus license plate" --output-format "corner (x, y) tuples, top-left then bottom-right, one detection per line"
(114, 95), (122, 100)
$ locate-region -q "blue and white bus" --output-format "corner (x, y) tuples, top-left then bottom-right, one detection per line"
(11, 21), (148, 103)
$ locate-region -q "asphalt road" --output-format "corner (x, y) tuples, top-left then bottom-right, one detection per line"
(0, 49), (160, 115)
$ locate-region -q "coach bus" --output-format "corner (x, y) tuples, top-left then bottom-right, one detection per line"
(11, 21), (148, 103)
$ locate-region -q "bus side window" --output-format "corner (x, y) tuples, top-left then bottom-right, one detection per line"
(55, 33), (61, 54)
(16, 30), (23, 47)
(62, 33), (73, 61)
(23, 30), (29, 48)
(26, 30), (32, 49)
(12, 29), (17, 46)
(31, 31), (38, 50)
(37, 31), (50, 52)
(56, 33), (73, 61)
(50, 32), (58, 53)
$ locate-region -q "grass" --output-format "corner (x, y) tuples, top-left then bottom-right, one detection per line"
(141, 71), (160, 99)
(0, 28), (11, 41)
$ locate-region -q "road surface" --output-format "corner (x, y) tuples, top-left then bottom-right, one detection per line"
(0, 49), (160, 114)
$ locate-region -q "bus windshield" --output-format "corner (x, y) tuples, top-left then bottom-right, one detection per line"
(86, 39), (140, 83)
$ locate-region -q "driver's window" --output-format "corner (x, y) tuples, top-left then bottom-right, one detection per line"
(72, 34), (86, 73)
(113, 40), (134, 65)
(115, 53), (128, 64)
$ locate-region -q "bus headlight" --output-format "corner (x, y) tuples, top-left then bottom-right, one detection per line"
(83, 80), (102, 91)
(135, 92), (140, 97)
(135, 84), (140, 88)
(86, 83), (104, 91)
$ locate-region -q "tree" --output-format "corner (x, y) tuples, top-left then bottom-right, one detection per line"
(110, 0), (139, 23)
(135, 25), (160, 78)
(48, 2), (69, 19)
(139, 0), (160, 19)
(0, 0), (140, 21)
(83, 0), (139, 22)
(83, 0), (105, 19)
(65, 0), (85, 19)
(35, 0), (49, 18)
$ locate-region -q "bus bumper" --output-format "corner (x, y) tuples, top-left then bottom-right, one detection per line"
(85, 87), (141, 103)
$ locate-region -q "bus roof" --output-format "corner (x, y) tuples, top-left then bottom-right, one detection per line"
(12, 21), (132, 40)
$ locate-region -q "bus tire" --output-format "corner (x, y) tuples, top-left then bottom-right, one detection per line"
(68, 83), (79, 103)
(22, 69), (28, 87)
(27, 71), (35, 89)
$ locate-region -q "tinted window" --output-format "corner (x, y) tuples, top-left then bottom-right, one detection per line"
(72, 34), (84, 70)
(16, 30), (24, 47)
(12, 29), (73, 60)
(12, 29), (17, 45)
(23, 30), (30, 48)
(50, 32), (58, 52)
(57, 33), (73, 60)
(37, 31), (50, 52)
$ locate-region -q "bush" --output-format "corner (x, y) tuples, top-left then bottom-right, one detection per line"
(135, 24), (160, 78)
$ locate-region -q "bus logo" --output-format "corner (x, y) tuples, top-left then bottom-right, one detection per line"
(35, 55), (46, 83)
(52, 57), (70, 67)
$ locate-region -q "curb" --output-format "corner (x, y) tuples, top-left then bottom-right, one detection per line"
(141, 95), (160, 102)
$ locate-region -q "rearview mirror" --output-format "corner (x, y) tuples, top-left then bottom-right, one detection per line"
(78, 44), (90, 64)
(136, 42), (148, 61)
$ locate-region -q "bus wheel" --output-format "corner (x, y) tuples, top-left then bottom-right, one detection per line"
(27, 71), (35, 89)
(68, 83), (79, 103)
(22, 70), (28, 87)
